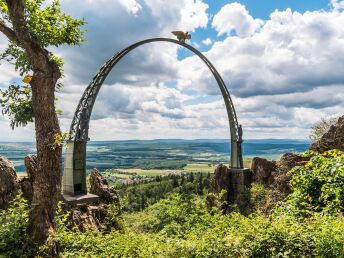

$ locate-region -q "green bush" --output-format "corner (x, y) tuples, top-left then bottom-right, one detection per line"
(2, 194), (343, 257)
(0, 195), (33, 258)
(58, 193), (344, 258)
(285, 150), (344, 216)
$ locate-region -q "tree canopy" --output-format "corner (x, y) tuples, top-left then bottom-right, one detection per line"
(0, 0), (86, 128)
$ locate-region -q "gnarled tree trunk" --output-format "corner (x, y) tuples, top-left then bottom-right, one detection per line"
(2, 0), (62, 253)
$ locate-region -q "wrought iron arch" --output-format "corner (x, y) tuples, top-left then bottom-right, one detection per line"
(62, 38), (244, 197)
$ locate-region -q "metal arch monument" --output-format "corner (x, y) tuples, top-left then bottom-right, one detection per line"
(62, 38), (246, 199)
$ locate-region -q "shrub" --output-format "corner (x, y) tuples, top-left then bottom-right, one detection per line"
(0, 195), (33, 258)
(285, 150), (344, 216)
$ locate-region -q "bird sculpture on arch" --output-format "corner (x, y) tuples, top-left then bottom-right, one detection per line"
(171, 31), (191, 43)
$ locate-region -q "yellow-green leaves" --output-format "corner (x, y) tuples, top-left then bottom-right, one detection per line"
(52, 131), (69, 149)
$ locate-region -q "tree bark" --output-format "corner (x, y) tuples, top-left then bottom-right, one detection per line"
(29, 70), (62, 252)
(3, 0), (63, 253)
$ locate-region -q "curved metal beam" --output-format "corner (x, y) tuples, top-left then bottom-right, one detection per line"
(68, 38), (243, 168)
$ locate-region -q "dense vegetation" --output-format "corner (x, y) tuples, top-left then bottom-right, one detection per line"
(1, 150), (343, 257)
(56, 196), (343, 258)
(133, 160), (187, 170)
(116, 173), (211, 212)
(284, 150), (344, 216)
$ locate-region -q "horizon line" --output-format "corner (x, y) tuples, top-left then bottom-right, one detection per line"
(0, 138), (311, 143)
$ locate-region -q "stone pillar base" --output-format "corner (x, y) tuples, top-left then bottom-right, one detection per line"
(228, 168), (252, 212)
(207, 165), (252, 214)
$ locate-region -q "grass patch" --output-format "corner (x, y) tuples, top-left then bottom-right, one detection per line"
(183, 163), (216, 173)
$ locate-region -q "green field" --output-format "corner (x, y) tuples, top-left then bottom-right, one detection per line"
(183, 163), (216, 173)
(101, 162), (219, 182)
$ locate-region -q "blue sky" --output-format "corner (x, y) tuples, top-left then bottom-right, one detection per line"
(0, 0), (343, 141)
(180, 0), (332, 56)
(206, 0), (331, 18)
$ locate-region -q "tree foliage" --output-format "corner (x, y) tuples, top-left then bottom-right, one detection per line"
(0, 0), (86, 128)
(116, 173), (211, 212)
(0, 84), (33, 128)
(309, 117), (337, 142)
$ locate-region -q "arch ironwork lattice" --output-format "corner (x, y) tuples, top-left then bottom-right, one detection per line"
(62, 38), (244, 197)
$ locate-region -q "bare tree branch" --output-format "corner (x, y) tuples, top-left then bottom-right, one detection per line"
(0, 18), (17, 42)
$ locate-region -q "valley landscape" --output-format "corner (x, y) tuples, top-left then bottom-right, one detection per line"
(3, 139), (309, 173)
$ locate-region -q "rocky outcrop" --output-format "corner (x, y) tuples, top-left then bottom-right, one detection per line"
(270, 171), (292, 196)
(67, 170), (122, 232)
(69, 204), (110, 232)
(251, 157), (277, 185)
(19, 178), (33, 202)
(279, 153), (309, 173)
(0, 156), (19, 209)
(18, 155), (37, 202)
(310, 115), (344, 152)
(206, 164), (231, 212)
(249, 153), (308, 196)
(24, 154), (37, 182)
(89, 168), (119, 204)
(207, 164), (251, 213)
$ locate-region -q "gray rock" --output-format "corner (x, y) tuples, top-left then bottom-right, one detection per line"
(251, 157), (276, 185)
(0, 156), (19, 209)
(279, 153), (309, 173)
(70, 204), (109, 232)
(89, 168), (119, 204)
(18, 155), (37, 202)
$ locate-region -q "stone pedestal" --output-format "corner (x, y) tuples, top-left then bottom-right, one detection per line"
(228, 168), (251, 211)
(207, 165), (251, 213)
(62, 193), (99, 205)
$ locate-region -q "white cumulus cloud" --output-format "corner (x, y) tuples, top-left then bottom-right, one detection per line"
(0, 0), (343, 141)
(118, 0), (142, 15)
(212, 2), (263, 37)
(331, 0), (344, 11)
(202, 37), (213, 45)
